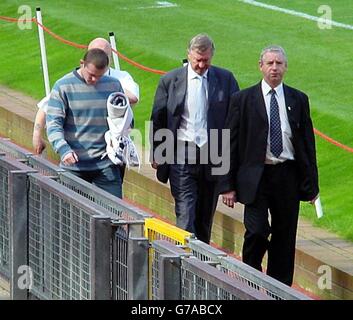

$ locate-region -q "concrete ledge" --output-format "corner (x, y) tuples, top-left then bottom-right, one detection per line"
(1, 85), (353, 299)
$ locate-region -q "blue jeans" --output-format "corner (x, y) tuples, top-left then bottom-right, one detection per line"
(69, 165), (122, 198)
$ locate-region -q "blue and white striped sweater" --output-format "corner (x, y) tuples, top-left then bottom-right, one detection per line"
(46, 69), (123, 171)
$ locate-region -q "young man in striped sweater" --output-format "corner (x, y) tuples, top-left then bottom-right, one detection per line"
(46, 48), (124, 198)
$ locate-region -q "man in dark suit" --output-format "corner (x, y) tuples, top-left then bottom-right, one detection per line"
(150, 34), (239, 243)
(222, 45), (319, 286)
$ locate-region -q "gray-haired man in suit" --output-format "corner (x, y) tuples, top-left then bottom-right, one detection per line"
(222, 45), (319, 286)
(150, 34), (239, 243)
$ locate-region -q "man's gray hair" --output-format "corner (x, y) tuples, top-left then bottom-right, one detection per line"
(188, 33), (215, 55)
(259, 45), (287, 64)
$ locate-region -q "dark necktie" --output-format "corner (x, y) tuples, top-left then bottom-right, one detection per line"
(269, 89), (283, 158)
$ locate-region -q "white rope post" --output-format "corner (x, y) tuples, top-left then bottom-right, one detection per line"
(36, 7), (50, 96)
(109, 31), (120, 70)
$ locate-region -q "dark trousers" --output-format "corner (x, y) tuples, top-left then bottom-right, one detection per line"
(69, 165), (122, 198)
(242, 160), (300, 286)
(169, 163), (219, 244)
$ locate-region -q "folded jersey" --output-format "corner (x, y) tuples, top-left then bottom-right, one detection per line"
(102, 92), (140, 169)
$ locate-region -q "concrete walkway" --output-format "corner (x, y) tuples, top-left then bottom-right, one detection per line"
(0, 278), (10, 300)
(0, 84), (352, 299)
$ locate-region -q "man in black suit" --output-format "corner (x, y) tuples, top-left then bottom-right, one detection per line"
(222, 45), (319, 286)
(150, 34), (239, 243)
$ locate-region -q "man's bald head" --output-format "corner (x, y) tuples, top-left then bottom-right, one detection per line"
(88, 38), (112, 57)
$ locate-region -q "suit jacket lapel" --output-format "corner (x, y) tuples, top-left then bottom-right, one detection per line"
(207, 67), (218, 105)
(283, 84), (300, 128)
(170, 67), (187, 116)
(253, 82), (268, 124)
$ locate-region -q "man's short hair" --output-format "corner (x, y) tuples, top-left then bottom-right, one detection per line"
(83, 48), (109, 70)
(188, 33), (215, 55)
(259, 45), (288, 65)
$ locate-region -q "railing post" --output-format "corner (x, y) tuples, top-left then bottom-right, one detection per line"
(91, 216), (112, 300)
(9, 171), (29, 300)
(128, 237), (149, 300)
(159, 255), (181, 300)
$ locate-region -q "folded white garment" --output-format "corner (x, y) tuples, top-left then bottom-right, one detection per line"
(107, 91), (130, 118)
(102, 92), (140, 169)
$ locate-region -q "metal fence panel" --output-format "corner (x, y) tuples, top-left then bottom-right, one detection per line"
(0, 138), (32, 161)
(27, 173), (116, 300)
(113, 224), (128, 300)
(181, 257), (272, 300)
(26, 155), (65, 178)
(0, 161), (10, 279)
(57, 171), (150, 299)
(218, 256), (310, 300)
(144, 218), (192, 299)
(151, 240), (191, 300)
(0, 139), (311, 301)
(111, 222), (148, 300)
(188, 239), (310, 300)
(188, 239), (227, 266)
(58, 172), (150, 224)
(0, 157), (36, 286)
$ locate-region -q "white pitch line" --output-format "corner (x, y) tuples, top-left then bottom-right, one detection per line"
(137, 1), (178, 10)
(121, 1), (178, 10)
(239, 0), (353, 31)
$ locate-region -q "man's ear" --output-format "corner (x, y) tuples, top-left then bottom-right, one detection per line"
(80, 59), (85, 66)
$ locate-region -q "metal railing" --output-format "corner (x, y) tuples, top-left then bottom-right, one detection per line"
(181, 257), (272, 300)
(0, 160), (10, 279)
(0, 138), (311, 300)
(27, 173), (149, 300)
(111, 222), (149, 300)
(55, 170), (150, 299)
(144, 217), (192, 245)
(0, 138), (32, 161)
(151, 240), (191, 300)
(144, 218), (193, 299)
(0, 156), (37, 299)
(151, 240), (273, 300)
(0, 153), (149, 300)
(188, 239), (310, 300)
(58, 171), (150, 223)
(28, 173), (115, 300)
(26, 155), (65, 177)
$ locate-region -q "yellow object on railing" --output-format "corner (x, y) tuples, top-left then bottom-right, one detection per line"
(144, 217), (192, 299)
(144, 217), (192, 245)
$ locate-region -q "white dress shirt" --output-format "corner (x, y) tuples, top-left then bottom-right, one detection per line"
(177, 64), (208, 147)
(108, 68), (140, 102)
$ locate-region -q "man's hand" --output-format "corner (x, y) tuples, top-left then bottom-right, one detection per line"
(33, 133), (46, 155)
(221, 190), (237, 208)
(33, 120), (46, 154)
(125, 89), (138, 105)
(151, 161), (158, 170)
(309, 193), (319, 205)
(62, 152), (79, 166)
